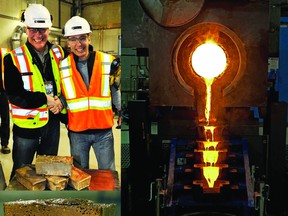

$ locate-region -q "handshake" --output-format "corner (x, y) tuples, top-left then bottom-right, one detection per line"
(47, 95), (63, 114)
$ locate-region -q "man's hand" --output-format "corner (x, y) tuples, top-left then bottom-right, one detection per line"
(47, 95), (63, 114)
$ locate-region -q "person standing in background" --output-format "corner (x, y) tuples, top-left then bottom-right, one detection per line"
(59, 16), (118, 170)
(0, 48), (11, 154)
(4, 4), (68, 180)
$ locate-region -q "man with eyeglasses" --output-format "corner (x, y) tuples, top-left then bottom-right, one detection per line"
(3, 4), (69, 181)
(59, 16), (119, 171)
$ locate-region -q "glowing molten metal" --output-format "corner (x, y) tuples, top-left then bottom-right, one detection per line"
(203, 166), (220, 188)
(192, 41), (227, 189)
(203, 150), (219, 165)
(191, 41), (227, 124)
(191, 41), (227, 79)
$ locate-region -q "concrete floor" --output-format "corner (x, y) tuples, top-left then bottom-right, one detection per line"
(0, 119), (121, 188)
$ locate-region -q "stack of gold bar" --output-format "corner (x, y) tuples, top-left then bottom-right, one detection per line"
(10, 155), (91, 191)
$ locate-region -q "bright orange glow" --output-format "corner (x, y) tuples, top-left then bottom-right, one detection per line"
(205, 79), (213, 124)
(203, 150), (219, 165)
(203, 141), (218, 150)
(191, 41), (227, 190)
(203, 166), (220, 188)
(191, 41), (227, 79)
(191, 41), (227, 124)
(204, 126), (216, 141)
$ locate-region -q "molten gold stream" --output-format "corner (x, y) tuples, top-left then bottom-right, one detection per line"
(192, 41), (227, 188)
(205, 78), (214, 125)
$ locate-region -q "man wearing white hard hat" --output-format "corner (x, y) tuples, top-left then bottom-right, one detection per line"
(59, 16), (119, 170)
(4, 4), (69, 181)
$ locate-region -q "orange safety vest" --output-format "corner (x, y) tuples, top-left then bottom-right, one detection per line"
(9, 44), (64, 129)
(1, 48), (10, 90)
(59, 51), (114, 131)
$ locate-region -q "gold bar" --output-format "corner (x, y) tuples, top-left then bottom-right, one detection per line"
(15, 166), (46, 191)
(35, 155), (73, 176)
(68, 166), (91, 190)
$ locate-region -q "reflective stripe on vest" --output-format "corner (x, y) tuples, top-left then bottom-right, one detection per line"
(10, 104), (48, 120)
(60, 57), (76, 99)
(68, 96), (112, 112)
(49, 45), (65, 99)
(13, 47), (32, 91)
(51, 45), (63, 61)
(102, 54), (111, 97)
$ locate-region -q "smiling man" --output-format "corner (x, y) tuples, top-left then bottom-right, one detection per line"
(3, 4), (68, 181)
(59, 16), (119, 171)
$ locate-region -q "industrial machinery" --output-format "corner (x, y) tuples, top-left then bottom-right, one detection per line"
(122, 0), (287, 215)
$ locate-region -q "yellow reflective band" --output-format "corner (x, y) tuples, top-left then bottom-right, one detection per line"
(68, 97), (111, 112)
(89, 97), (112, 110)
(68, 99), (88, 111)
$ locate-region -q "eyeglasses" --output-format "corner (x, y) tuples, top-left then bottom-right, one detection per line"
(68, 36), (88, 45)
(27, 28), (48, 34)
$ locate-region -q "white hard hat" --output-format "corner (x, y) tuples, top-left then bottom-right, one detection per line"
(64, 16), (92, 37)
(23, 4), (52, 28)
